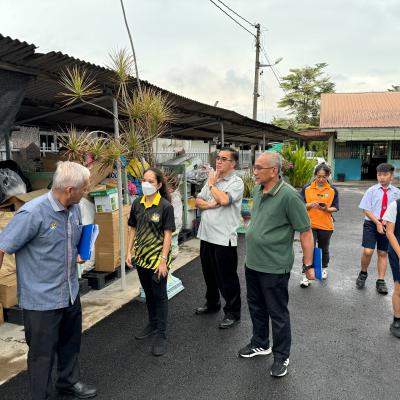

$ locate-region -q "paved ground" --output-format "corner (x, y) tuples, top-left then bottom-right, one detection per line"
(1, 186), (399, 400)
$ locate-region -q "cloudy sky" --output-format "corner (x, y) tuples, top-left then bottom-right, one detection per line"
(0, 0), (399, 122)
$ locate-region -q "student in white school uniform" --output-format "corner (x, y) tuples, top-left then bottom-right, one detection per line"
(356, 163), (400, 294)
(383, 198), (400, 337)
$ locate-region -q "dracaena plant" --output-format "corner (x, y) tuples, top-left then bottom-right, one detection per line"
(57, 48), (174, 170)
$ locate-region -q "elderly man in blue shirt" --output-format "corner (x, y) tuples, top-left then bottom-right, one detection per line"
(0, 161), (97, 400)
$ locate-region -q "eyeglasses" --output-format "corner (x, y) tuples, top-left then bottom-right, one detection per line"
(216, 156), (233, 162)
(252, 166), (275, 172)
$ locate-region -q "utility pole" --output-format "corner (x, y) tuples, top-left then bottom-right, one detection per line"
(252, 23), (261, 120)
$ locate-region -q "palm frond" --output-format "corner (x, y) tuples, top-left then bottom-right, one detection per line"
(107, 48), (133, 86)
(57, 126), (90, 162)
(58, 66), (102, 106)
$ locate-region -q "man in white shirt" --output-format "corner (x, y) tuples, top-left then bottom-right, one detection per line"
(195, 148), (244, 329)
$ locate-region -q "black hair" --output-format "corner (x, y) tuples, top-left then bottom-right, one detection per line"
(143, 167), (171, 203)
(314, 163), (331, 177)
(376, 163), (394, 173)
(219, 147), (239, 163)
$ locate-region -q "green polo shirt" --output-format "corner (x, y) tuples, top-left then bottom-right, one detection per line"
(245, 178), (310, 274)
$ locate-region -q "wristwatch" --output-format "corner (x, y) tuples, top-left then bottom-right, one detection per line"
(302, 263), (313, 273)
(209, 184), (215, 190)
(161, 255), (168, 261)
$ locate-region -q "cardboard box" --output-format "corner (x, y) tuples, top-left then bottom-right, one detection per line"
(88, 162), (113, 192)
(0, 303), (4, 326)
(0, 274), (17, 308)
(100, 178), (118, 189)
(90, 188), (119, 213)
(94, 205), (130, 272)
(0, 211), (16, 277)
(3, 189), (49, 211)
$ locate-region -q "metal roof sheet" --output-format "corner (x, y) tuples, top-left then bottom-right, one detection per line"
(0, 34), (299, 144)
(320, 92), (400, 129)
(297, 129), (333, 140)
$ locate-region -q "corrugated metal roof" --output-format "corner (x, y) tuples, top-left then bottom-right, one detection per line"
(298, 129), (333, 140)
(0, 34), (299, 143)
(320, 92), (400, 129)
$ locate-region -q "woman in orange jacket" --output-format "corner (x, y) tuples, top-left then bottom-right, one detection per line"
(300, 164), (339, 287)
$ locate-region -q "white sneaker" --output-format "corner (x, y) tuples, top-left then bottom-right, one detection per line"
(300, 274), (310, 288)
(322, 269), (328, 280)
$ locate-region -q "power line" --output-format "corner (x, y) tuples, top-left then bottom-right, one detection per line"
(208, 0), (256, 38)
(260, 44), (287, 94)
(214, 0), (256, 27)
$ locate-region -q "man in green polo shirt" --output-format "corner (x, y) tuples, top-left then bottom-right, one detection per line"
(238, 152), (314, 378)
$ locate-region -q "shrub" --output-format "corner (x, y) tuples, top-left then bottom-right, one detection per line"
(279, 144), (316, 188)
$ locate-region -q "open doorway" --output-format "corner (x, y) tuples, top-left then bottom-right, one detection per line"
(361, 142), (388, 179)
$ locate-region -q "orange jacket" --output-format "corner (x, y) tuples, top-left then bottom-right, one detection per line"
(301, 181), (339, 231)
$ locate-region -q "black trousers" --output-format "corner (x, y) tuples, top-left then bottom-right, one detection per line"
(137, 266), (168, 336)
(245, 266), (291, 361)
(23, 297), (82, 400)
(312, 228), (333, 268)
(199, 240), (241, 320)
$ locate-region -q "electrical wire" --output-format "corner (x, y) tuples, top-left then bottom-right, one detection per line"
(208, 0), (256, 38)
(214, 0), (256, 27)
(260, 43), (287, 94)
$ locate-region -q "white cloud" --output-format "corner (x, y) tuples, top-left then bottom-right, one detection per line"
(0, 0), (399, 122)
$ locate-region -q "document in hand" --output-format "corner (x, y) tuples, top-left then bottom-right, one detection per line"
(78, 224), (99, 261)
(313, 247), (323, 281)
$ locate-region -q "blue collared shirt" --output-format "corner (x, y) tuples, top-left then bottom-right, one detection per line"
(0, 192), (82, 311)
(358, 183), (400, 220)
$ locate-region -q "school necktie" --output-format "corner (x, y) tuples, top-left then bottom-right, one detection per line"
(380, 188), (389, 220)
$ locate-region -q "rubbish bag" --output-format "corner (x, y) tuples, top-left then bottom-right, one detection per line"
(0, 168), (27, 203)
(0, 160), (32, 192)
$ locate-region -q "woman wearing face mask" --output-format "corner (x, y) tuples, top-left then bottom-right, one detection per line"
(300, 164), (339, 288)
(126, 168), (175, 356)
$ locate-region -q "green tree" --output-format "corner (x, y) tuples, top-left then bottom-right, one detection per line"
(276, 63), (335, 128)
(388, 85), (400, 92)
(271, 116), (311, 132)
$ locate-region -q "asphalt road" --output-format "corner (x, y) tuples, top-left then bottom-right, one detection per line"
(1, 186), (398, 400)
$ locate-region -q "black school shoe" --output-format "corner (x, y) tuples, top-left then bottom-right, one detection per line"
(390, 320), (400, 338)
(356, 271), (368, 289)
(57, 381), (97, 399)
(152, 334), (167, 356)
(218, 317), (240, 329)
(135, 324), (158, 340)
(195, 304), (221, 315)
(376, 279), (388, 295)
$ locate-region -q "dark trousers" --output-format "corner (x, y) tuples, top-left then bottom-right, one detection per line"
(137, 266), (168, 336)
(245, 266), (291, 361)
(312, 228), (333, 268)
(200, 240), (241, 320)
(23, 297), (82, 400)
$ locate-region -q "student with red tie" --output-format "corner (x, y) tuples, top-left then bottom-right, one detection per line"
(357, 163), (400, 294)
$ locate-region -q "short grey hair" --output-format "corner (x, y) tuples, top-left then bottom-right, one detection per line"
(269, 152), (282, 173)
(259, 151), (282, 173)
(52, 161), (90, 190)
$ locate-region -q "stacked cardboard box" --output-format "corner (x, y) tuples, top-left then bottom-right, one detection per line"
(0, 211), (17, 309)
(0, 274), (17, 308)
(94, 205), (131, 272)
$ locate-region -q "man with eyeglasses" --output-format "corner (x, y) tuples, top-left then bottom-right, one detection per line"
(195, 147), (244, 329)
(238, 152), (314, 378)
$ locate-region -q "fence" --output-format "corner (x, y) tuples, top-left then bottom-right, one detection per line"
(155, 150), (252, 169)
